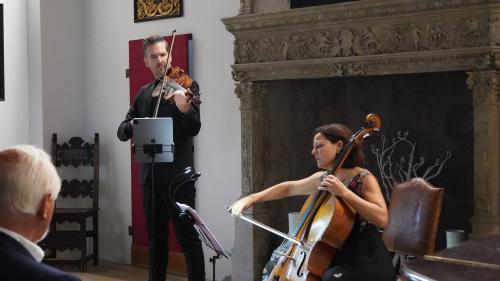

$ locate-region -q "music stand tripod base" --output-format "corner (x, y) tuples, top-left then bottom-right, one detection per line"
(132, 117), (174, 281)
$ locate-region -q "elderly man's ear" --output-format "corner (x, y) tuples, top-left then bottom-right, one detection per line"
(37, 194), (55, 220)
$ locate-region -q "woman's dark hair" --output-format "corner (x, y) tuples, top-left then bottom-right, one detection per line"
(314, 123), (365, 168)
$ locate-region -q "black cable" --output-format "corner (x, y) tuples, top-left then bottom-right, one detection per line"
(168, 167), (193, 203)
(168, 167), (201, 220)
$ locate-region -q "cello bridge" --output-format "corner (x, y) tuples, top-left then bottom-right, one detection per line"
(278, 254), (296, 264)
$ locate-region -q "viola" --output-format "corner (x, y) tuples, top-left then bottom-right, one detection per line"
(167, 66), (192, 89)
(153, 66), (201, 105)
(152, 29), (200, 118)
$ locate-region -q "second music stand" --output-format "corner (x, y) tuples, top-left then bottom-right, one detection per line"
(176, 202), (230, 281)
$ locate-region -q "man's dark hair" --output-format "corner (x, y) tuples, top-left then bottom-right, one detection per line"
(143, 35), (169, 57)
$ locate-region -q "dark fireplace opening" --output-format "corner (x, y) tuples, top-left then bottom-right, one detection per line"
(262, 71), (473, 251)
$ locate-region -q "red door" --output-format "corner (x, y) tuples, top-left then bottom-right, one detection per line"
(128, 33), (192, 274)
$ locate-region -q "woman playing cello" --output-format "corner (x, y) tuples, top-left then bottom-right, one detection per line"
(229, 123), (396, 281)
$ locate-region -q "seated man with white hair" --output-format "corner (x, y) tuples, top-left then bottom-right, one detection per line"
(0, 145), (81, 281)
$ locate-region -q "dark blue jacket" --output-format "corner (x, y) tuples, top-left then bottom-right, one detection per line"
(0, 232), (81, 281)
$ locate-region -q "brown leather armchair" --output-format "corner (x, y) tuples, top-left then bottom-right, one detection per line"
(382, 178), (444, 272)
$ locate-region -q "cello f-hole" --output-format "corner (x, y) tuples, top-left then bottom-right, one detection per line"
(297, 251), (307, 277)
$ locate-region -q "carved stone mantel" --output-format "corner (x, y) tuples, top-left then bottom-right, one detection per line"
(467, 70), (500, 234)
(224, 1), (500, 280)
(224, 0), (500, 82)
(232, 82), (274, 281)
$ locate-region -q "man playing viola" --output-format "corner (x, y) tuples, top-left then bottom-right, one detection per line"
(117, 35), (204, 281)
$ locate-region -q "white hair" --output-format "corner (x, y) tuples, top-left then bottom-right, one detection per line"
(0, 145), (61, 216)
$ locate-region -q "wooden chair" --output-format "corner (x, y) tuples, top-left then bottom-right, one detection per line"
(41, 133), (99, 272)
(382, 177), (444, 275)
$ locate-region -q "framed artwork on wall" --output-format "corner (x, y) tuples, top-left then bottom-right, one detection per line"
(134, 0), (183, 23)
(1, 4), (4, 101)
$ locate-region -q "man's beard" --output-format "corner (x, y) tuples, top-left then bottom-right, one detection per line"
(155, 65), (167, 79)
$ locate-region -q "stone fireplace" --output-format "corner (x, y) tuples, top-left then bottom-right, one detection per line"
(223, 0), (500, 280)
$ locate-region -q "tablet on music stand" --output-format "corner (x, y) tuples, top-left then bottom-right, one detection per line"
(132, 117), (174, 163)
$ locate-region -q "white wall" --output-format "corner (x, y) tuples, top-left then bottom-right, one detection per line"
(81, 0), (240, 279)
(40, 0), (86, 150)
(0, 0), (30, 148)
(4, 0), (240, 279)
(1, 0), (87, 149)
(27, 0), (43, 147)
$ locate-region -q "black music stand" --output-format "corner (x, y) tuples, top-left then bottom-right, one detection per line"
(176, 202), (231, 281)
(132, 117), (174, 281)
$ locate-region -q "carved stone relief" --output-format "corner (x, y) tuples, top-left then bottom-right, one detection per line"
(239, 0), (252, 15)
(233, 17), (491, 64)
(467, 71), (500, 103)
(230, 52), (492, 82)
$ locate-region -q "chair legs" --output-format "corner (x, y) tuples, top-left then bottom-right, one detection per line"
(81, 215), (100, 271)
(393, 252), (417, 279)
(43, 215), (98, 272)
(80, 218), (87, 272)
(93, 214), (99, 266)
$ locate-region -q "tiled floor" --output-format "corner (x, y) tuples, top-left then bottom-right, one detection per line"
(68, 261), (187, 281)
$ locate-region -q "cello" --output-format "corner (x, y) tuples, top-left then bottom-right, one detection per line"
(236, 114), (381, 281)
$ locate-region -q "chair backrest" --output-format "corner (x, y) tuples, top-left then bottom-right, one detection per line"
(382, 177), (443, 257)
(51, 133), (99, 209)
